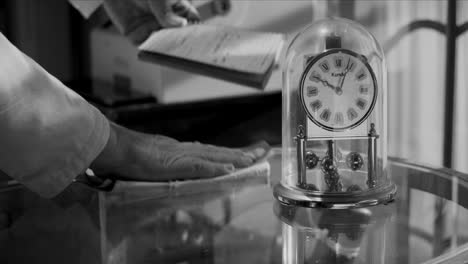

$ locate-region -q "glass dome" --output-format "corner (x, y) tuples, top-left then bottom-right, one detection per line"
(274, 17), (396, 208)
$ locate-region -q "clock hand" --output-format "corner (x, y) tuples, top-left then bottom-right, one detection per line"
(338, 75), (345, 91)
(323, 79), (343, 95)
(315, 76), (341, 94)
(321, 79), (336, 90)
(338, 58), (352, 91)
(335, 85), (343, 95)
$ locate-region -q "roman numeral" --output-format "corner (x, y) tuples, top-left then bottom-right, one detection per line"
(307, 86), (318, 97)
(347, 108), (358, 120)
(335, 112), (344, 125)
(320, 109), (331, 122)
(309, 71), (321, 82)
(355, 68), (367, 81)
(356, 98), (368, 110)
(335, 57), (343, 68)
(310, 100), (322, 112)
(319, 60), (330, 72)
(359, 85), (369, 94)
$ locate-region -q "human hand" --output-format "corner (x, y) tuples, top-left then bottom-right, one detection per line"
(103, 0), (200, 44)
(90, 123), (269, 181)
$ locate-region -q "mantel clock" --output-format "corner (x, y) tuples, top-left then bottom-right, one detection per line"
(274, 17), (396, 209)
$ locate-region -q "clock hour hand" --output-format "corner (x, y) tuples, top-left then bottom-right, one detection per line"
(315, 77), (341, 94)
(321, 79), (336, 90)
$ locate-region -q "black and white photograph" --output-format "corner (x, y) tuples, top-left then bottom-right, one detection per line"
(0, 0), (467, 263)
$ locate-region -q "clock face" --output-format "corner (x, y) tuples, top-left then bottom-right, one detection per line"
(300, 49), (377, 131)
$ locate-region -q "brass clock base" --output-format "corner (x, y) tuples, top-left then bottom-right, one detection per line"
(273, 183), (396, 209)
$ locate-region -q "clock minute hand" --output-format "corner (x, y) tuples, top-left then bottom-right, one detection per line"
(338, 59), (352, 90)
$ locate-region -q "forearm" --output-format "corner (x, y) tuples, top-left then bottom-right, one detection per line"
(0, 33), (110, 198)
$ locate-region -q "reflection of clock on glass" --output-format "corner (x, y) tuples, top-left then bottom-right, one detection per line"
(300, 49), (377, 131)
(274, 17), (396, 209)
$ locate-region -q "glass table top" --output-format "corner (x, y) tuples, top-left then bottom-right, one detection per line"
(2, 148), (468, 264)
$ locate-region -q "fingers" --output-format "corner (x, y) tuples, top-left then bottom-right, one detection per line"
(177, 141), (270, 169)
(104, 0), (164, 44)
(171, 157), (235, 179)
(127, 19), (161, 45)
(117, 132), (270, 182)
(175, 141), (271, 179)
(148, 0), (200, 28)
(196, 149), (254, 168)
(212, 0), (231, 15)
(104, 0), (200, 45)
(151, 135), (179, 145)
(241, 140), (271, 160)
(172, 0), (200, 23)
(180, 143), (254, 168)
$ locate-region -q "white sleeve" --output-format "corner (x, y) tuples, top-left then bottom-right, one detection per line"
(0, 33), (110, 198)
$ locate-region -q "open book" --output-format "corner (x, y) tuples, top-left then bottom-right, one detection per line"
(138, 24), (284, 89)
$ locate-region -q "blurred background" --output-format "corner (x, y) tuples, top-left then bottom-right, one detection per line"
(0, 0), (466, 174)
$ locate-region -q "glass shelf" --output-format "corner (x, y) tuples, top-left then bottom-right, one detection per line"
(1, 148), (468, 263)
